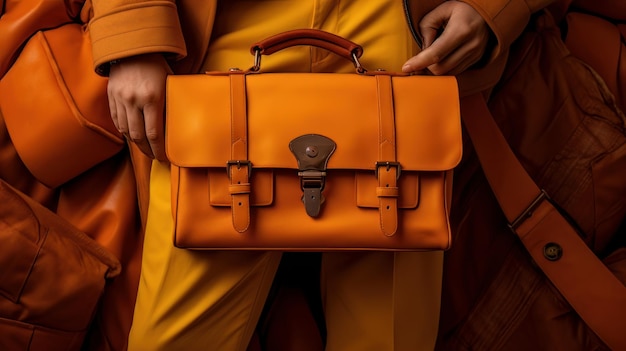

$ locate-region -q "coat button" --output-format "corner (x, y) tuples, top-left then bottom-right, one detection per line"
(543, 243), (563, 261)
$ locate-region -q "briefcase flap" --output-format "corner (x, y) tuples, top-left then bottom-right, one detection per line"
(166, 73), (462, 172)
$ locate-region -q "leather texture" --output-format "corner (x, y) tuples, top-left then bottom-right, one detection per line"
(0, 0), (83, 78)
(437, 11), (626, 350)
(166, 30), (462, 251)
(0, 179), (120, 351)
(0, 1), (149, 350)
(463, 93), (626, 350)
(0, 23), (124, 188)
(571, 0), (626, 21)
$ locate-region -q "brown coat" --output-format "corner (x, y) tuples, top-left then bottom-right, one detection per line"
(438, 7), (626, 350)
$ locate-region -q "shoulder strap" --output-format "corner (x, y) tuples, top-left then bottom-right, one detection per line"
(461, 93), (626, 350)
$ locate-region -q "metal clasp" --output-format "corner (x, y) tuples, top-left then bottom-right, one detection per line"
(352, 51), (366, 74)
(289, 134), (336, 217)
(298, 170), (327, 217)
(251, 49), (261, 72)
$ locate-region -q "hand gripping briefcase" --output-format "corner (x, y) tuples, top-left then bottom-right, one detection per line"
(165, 29), (462, 251)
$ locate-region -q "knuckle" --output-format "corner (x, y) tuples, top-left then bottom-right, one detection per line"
(128, 131), (144, 143)
(467, 37), (483, 50)
(428, 65), (445, 76)
(145, 131), (160, 142)
(119, 88), (138, 102)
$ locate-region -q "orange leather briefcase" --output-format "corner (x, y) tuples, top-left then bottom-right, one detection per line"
(166, 29), (462, 251)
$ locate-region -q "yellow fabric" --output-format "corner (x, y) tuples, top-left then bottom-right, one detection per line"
(130, 1), (443, 350)
(129, 162), (282, 351)
(202, 0), (418, 73)
(321, 252), (443, 351)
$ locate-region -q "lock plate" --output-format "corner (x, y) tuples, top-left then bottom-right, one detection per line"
(289, 134), (336, 217)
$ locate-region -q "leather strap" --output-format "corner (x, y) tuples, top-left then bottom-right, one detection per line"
(462, 93), (626, 350)
(375, 75), (399, 236)
(228, 73), (251, 232)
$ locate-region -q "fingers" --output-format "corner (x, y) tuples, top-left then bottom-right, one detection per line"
(109, 82), (131, 142)
(422, 32), (486, 75)
(419, 3), (448, 49)
(111, 97), (166, 160)
(403, 26), (465, 74)
(143, 102), (166, 161)
(110, 87), (154, 158)
(125, 105), (155, 159)
(402, 1), (491, 75)
(108, 86), (120, 132)
(107, 54), (169, 160)
(435, 48), (482, 76)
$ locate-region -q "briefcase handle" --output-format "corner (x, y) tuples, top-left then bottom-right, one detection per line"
(249, 29), (365, 72)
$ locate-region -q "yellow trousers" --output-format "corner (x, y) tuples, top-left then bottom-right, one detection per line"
(128, 1), (443, 350)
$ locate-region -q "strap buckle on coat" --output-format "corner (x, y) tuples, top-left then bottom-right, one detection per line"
(508, 189), (551, 230)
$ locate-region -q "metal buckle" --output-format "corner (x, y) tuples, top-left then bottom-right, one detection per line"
(251, 49), (261, 72)
(226, 160), (252, 179)
(375, 161), (402, 179)
(508, 189), (550, 230)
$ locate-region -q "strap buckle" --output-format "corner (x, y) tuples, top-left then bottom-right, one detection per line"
(226, 160), (252, 179)
(375, 161), (402, 179)
(508, 189), (551, 230)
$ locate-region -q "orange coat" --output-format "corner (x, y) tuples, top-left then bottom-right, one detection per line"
(0, 3), (142, 351)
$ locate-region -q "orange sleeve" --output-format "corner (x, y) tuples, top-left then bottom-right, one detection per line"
(88, 0), (186, 74)
(460, 0), (557, 59)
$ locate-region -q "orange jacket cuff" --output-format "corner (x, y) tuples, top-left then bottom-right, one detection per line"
(89, 1), (186, 75)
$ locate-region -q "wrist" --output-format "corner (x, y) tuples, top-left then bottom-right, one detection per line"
(97, 53), (168, 76)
